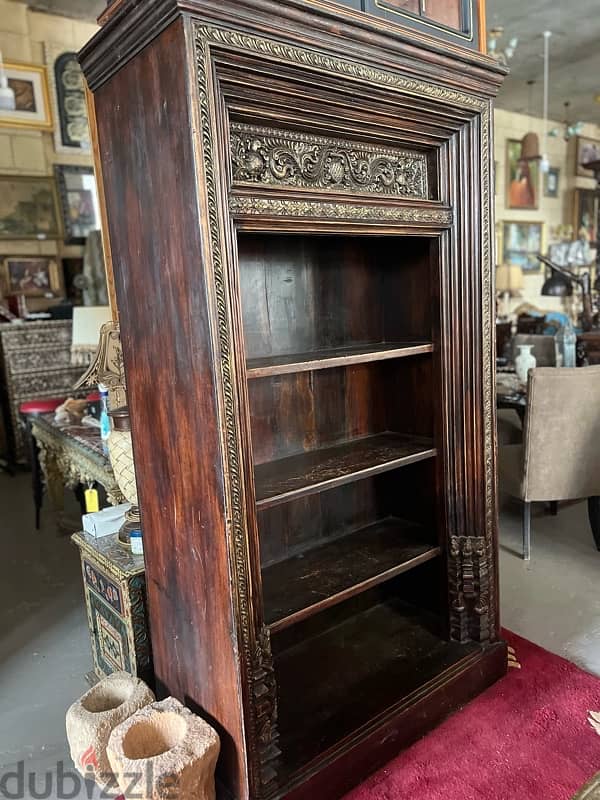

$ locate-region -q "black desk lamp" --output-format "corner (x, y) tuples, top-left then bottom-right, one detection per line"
(538, 254), (594, 331)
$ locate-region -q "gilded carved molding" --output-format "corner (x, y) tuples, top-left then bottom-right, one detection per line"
(194, 25), (279, 800)
(202, 26), (485, 112)
(230, 196), (451, 225)
(480, 101), (495, 639)
(230, 123), (429, 198)
(193, 21), (496, 791)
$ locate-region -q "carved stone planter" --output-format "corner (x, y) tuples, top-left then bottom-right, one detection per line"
(66, 671), (155, 785)
(107, 697), (220, 800)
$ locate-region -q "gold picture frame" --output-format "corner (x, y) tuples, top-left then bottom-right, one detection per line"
(575, 136), (600, 178)
(1, 256), (64, 297)
(0, 175), (62, 240)
(572, 188), (598, 244)
(0, 62), (53, 131)
(500, 220), (545, 273)
(505, 139), (539, 210)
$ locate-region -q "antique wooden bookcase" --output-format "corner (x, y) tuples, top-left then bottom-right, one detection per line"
(81, 1), (505, 798)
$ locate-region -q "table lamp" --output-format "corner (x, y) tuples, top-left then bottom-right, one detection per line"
(496, 263), (523, 317)
(71, 306), (112, 366)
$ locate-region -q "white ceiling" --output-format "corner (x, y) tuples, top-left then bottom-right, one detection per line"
(22, 0), (103, 21)
(487, 0), (600, 124)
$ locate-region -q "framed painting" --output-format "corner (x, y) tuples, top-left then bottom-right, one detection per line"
(1, 256), (64, 297)
(573, 189), (598, 244)
(0, 176), (61, 240)
(544, 167), (560, 198)
(576, 137), (600, 178)
(54, 165), (100, 244)
(45, 44), (91, 153)
(506, 139), (539, 210)
(502, 221), (544, 273)
(0, 62), (52, 131)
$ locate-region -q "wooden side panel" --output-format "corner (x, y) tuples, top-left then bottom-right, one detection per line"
(93, 20), (247, 798)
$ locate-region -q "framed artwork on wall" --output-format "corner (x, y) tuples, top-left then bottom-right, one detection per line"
(575, 137), (600, 177)
(1, 256), (64, 297)
(0, 176), (62, 240)
(502, 221), (544, 273)
(506, 139), (539, 210)
(573, 188), (598, 244)
(54, 165), (100, 244)
(544, 167), (560, 198)
(44, 44), (91, 153)
(0, 62), (53, 131)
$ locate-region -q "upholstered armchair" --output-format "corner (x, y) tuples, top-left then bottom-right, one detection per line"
(498, 366), (600, 560)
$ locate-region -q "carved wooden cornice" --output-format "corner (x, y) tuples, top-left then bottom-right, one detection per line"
(80, 0), (506, 93)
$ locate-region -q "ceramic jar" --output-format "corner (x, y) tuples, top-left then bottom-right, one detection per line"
(515, 344), (536, 383)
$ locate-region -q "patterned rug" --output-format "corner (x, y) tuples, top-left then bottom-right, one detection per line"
(345, 630), (600, 800)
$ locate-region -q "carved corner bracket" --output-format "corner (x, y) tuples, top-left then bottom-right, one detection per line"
(449, 535), (490, 644)
(252, 629), (281, 797)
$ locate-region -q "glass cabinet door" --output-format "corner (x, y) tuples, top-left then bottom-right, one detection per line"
(329, 0), (480, 50)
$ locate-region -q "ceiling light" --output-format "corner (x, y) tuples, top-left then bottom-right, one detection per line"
(488, 27), (518, 65)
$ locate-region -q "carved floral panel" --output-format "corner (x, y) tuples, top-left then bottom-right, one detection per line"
(230, 123), (430, 199)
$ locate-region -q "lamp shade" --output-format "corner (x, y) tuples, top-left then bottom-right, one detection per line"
(520, 132), (541, 161)
(496, 263), (524, 295)
(71, 306), (112, 366)
(541, 272), (573, 297)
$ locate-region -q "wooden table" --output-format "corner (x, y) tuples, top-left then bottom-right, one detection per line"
(496, 368), (526, 422)
(31, 412), (124, 515)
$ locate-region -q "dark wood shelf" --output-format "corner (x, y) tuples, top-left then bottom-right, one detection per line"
(263, 518), (440, 632)
(246, 342), (434, 379)
(255, 432), (436, 510)
(274, 598), (480, 779)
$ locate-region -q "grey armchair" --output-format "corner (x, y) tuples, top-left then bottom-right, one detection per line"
(511, 334), (556, 367)
(498, 366), (600, 559)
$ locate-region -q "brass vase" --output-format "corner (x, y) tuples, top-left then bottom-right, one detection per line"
(107, 406), (140, 547)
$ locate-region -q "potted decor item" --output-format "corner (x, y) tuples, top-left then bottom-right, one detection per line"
(515, 344), (536, 383)
(107, 406), (140, 546)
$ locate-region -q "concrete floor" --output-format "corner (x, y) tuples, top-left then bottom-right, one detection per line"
(0, 468), (599, 789)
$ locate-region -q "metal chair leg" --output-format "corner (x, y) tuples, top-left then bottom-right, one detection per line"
(588, 497), (600, 552)
(22, 414), (44, 530)
(522, 501), (531, 561)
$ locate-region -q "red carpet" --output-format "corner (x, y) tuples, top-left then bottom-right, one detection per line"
(345, 631), (600, 800)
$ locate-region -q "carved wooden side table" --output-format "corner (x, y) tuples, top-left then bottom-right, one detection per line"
(72, 531), (153, 684)
(30, 412), (124, 513)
